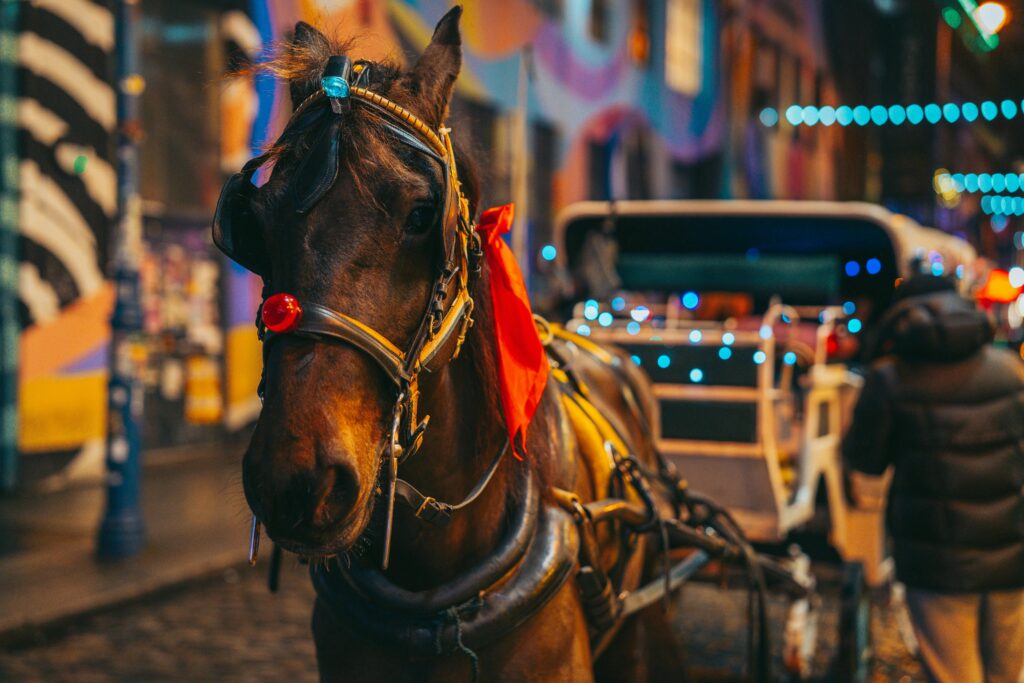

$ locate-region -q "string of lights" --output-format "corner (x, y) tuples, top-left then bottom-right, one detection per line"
(935, 172), (1024, 193)
(980, 194), (1024, 216)
(760, 99), (1022, 128)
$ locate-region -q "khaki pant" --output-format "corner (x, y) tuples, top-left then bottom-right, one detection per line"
(905, 587), (1024, 683)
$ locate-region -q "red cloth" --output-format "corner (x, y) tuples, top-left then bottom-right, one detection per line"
(475, 204), (549, 457)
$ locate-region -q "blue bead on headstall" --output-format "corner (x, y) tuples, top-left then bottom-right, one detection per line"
(321, 55), (353, 113)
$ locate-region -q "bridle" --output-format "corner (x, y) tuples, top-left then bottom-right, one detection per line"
(213, 55), (504, 568)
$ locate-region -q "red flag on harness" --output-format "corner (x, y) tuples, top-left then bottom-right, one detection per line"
(475, 204), (549, 458)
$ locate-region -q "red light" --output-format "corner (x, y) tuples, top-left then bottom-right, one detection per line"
(978, 269), (1021, 305)
(262, 293), (302, 333)
(826, 332), (840, 357)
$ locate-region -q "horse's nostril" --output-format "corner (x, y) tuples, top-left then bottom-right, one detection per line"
(310, 463), (360, 530)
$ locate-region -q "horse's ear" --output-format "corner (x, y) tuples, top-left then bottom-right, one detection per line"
(403, 6), (462, 125)
(289, 22), (331, 108)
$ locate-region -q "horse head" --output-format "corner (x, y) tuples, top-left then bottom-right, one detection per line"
(216, 8), (478, 558)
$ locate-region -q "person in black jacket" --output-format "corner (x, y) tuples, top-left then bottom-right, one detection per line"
(843, 274), (1024, 683)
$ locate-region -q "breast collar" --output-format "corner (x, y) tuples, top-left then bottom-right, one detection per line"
(246, 60), (492, 570)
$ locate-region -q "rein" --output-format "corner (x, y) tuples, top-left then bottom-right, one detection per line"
(214, 56), (495, 569)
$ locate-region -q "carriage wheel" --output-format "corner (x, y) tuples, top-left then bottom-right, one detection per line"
(834, 561), (872, 683)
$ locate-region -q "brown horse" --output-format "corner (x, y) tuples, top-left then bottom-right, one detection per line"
(224, 9), (685, 681)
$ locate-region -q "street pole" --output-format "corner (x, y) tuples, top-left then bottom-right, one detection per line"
(97, 0), (145, 559)
(0, 0), (19, 494)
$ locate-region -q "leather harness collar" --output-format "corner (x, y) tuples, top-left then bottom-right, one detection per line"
(311, 465), (580, 657)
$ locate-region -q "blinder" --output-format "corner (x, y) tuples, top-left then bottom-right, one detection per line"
(212, 158), (271, 277)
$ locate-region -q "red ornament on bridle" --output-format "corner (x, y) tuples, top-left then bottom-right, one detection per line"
(262, 293), (303, 333)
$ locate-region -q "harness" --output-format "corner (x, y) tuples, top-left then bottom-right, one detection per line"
(215, 54), (813, 681)
(213, 56), (496, 569)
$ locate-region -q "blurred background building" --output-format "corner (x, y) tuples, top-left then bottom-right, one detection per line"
(2, 0), (1021, 490)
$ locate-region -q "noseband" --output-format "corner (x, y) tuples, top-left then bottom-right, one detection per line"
(213, 56), (494, 568)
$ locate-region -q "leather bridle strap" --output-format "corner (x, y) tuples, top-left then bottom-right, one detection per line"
(269, 276), (474, 387)
(394, 436), (510, 526)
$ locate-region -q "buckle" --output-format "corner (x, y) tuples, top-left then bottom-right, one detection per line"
(414, 496), (452, 526)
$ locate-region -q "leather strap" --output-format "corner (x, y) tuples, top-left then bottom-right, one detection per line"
(393, 436), (510, 526)
(284, 302), (407, 383)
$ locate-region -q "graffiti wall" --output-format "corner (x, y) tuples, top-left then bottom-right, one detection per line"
(16, 0), (115, 477)
(8, 0), (842, 483)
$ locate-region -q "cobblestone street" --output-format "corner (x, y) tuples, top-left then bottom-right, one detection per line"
(0, 557), (923, 682)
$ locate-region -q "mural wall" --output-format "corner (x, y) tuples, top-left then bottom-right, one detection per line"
(9, 0), (844, 484)
(16, 0), (115, 478)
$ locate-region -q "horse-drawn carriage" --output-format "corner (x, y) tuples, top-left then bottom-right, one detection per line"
(555, 199), (977, 678)
(214, 11), (933, 682)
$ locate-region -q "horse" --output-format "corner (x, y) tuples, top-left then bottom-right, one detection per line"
(216, 8), (687, 681)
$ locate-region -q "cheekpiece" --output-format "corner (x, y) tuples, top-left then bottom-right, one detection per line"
(322, 55), (353, 113)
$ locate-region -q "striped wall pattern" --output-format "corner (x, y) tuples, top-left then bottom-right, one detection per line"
(18, 0), (114, 325)
(14, 0), (115, 476)
(1, 0), (18, 491)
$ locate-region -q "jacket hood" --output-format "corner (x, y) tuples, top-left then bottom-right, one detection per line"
(878, 291), (994, 362)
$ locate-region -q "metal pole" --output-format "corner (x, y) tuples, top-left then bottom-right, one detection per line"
(510, 48), (531, 288)
(0, 0), (19, 494)
(97, 0), (145, 559)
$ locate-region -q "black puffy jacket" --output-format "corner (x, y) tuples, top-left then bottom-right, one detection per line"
(843, 291), (1024, 592)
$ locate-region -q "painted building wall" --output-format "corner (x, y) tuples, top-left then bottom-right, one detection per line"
(8, 0), (843, 483)
(15, 0), (116, 480)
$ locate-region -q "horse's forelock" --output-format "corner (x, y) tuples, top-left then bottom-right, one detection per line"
(247, 28), (478, 216)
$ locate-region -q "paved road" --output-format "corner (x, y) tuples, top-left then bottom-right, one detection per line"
(0, 557), (923, 683)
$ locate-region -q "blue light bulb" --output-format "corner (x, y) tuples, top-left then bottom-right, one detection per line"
(818, 106), (836, 126)
(1002, 100), (1018, 119)
(981, 101), (998, 120)
(906, 104), (924, 124)
(870, 105), (888, 125)
(689, 368), (703, 383)
(867, 258), (882, 274)
(925, 104), (942, 123)
(719, 347), (732, 360)
(888, 105), (906, 125)
(853, 106), (871, 126)
(979, 174), (993, 192)
(657, 354), (671, 369)
(802, 106), (820, 126)
(785, 105), (803, 126)
(681, 291), (699, 310)
(836, 106), (854, 126)
(759, 107), (780, 127)
(541, 244), (557, 261)
(845, 260), (861, 277)
(965, 174), (979, 192)
(943, 103), (960, 123)
(961, 102), (979, 122)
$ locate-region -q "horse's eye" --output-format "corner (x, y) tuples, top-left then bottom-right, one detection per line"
(405, 204), (436, 235)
